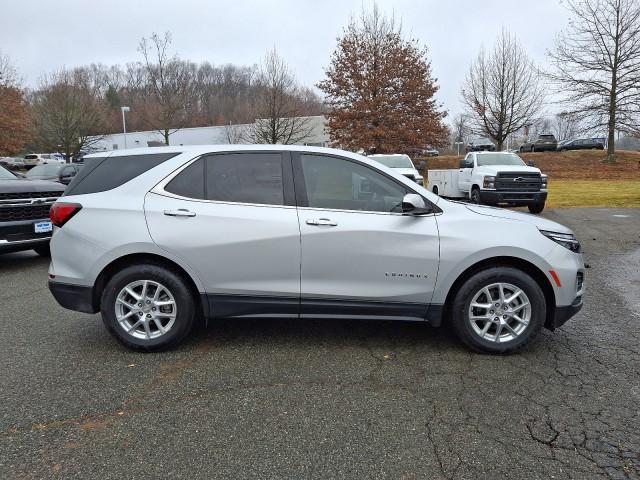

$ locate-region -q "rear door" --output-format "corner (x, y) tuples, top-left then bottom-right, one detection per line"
(145, 151), (301, 318)
(292, 152), (440, 320)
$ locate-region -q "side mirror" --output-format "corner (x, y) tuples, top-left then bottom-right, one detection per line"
(402, 194), (431, 215)
(527, 160), (536, 167)
(459, 160), (472, 169)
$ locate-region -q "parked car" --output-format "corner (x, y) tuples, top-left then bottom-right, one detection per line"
(23, 153), (65, 169)
(520, 134), (558, 152)
(369, 153), (424, 185)
(25, 163), (81, 185)
(0, 157), (26, 170)
(556, 138), (604, 151)
(48, 146), (584, 354)
(422, 148), (439, 157)
(0, 164), (65, 256)
(428, 151), (548, 213)
(466, 137), (496, 152)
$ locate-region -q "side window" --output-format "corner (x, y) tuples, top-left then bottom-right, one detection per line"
(165, 158), (205, 199)
(205, 153), (284, 205)
(300, 154), (408, 213)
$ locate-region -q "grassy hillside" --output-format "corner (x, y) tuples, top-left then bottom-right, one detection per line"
(419, 150), (640, 180)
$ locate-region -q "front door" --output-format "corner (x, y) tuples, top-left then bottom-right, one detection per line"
(458, 154), (474, 194)
(293, 153), (440, 320)
(145, 151), (301, 318)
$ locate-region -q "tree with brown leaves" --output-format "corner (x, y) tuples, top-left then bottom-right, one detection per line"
(318, 5), (448, 154)
(0, 52), (30, 155)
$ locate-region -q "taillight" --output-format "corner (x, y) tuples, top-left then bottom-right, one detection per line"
(50, 202), (82, 227)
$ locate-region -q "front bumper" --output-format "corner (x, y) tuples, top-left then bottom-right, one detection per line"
(48, 280), (97, 314)
(548, 295), (583, 330)
(0, 219), (52, 253)
(479, 190), (547, 206)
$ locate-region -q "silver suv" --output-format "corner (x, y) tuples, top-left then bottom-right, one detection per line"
(48, 146), (585, 353)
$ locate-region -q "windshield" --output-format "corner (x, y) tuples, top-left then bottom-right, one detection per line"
(476, 153), (526, 166)
(0, 165), (17, 179)
(26, 164), (61, 177)
(371, 155), (414, 168)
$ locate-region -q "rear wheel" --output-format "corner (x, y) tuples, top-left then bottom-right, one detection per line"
(432, 185), (439, 195)
(101, 264), (196, 351)
(450, 267), (546, 353)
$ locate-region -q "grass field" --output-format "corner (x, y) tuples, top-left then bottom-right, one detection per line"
(546, 180), (640, 208)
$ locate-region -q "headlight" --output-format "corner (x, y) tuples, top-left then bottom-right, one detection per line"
(539, 229), (581, 253)
(541, 174), (548, 189)
(483, 176), (495, 189)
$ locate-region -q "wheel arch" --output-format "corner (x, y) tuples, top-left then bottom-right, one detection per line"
(440, 256), (556, 330)
(91, 252), (207, 318)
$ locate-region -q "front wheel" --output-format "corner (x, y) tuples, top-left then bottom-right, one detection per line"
(101, 264), (196, 351)
(450, 267), (546, 353)
(470, 187), (481, 204)
(33, 243), (51, 257)
(528, 202), (545, 214)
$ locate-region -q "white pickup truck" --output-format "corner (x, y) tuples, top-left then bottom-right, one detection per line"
(428, 151), (548, 213)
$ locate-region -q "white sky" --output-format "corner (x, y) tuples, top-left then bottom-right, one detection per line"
(1, 0), (569, 119)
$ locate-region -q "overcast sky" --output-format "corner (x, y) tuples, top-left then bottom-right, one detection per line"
(1, 0), (569, 119)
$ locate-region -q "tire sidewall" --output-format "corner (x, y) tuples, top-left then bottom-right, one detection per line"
(101, 264), (195, 351)
(451, 267), (546, 353)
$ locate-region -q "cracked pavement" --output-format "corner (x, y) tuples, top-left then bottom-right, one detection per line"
(0, 208), (638, 479)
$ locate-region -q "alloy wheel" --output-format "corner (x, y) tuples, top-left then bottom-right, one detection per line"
(468, 282), (531, 343)
(115, 280), (177, 340)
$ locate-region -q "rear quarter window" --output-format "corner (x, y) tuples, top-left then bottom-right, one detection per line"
(64, 153), (180, 196)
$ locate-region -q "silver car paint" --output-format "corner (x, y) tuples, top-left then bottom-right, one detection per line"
(49, 145), (584, 317)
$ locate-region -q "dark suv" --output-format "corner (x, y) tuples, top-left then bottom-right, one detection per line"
(0, 165), (65, 256)
(520, 134), (558, 153)
(466, 138), (496, 152)
(557, 138), (604, 151)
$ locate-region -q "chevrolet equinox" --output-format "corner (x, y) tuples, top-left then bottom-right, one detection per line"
(48, 146), (585, 353)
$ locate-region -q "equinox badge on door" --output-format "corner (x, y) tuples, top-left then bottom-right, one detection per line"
(385, 272), (429, 279)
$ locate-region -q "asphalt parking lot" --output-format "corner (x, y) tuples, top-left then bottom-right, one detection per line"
(1, 208), (639, 479)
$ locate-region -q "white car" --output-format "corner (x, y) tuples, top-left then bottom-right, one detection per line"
(47, 145), (584, 354)
(368, 154), (424, 185)
(23, 153), (65, 169)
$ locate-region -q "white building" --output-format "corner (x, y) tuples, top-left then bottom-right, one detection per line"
(92, 115), (329, 152)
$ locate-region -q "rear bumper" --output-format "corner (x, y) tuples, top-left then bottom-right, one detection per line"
(48, 280), (97, 314)
(479, 190), (547, 206)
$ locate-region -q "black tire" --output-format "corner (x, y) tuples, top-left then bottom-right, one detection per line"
(450, 267), (546, 354)
(33, 243), (50, 257)
(470, 187), (481, 204)
(528, 202), (545, 214)
(100, 264), (196, 351)
(432, 185), (439, 195)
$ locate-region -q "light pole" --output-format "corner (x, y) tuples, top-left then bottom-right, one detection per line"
(121, 106), (130, 149)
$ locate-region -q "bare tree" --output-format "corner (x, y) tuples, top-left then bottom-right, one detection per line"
(552, 111), (581, 142)
(547, 0), (640, 161)
(252, 48), (314, 144)
(451, 113), (472, 149)
(224, 121), (253, 144)
(462, 29), (545, 151)
(0, 50), (20, 88)
(31, 69), (107, 160)
(138, 32), (197, 145)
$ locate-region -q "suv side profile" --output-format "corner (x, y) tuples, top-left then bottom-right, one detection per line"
(48, 146), (584, 354)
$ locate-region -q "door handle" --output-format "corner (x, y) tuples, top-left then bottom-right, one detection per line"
(306, 218), (338, 226)
(164, 209), (196, 217)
